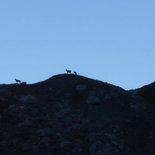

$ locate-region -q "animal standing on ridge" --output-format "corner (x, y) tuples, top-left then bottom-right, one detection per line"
(15, 78), (21, 84)
(66, 69), (71, 74)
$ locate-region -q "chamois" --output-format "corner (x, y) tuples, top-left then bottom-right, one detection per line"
(66, 69), (71, 74)
(15, 78), (21, 84)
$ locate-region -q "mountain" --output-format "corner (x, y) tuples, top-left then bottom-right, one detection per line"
(0, 74), (155, 155)
(136, 81), (155, 105)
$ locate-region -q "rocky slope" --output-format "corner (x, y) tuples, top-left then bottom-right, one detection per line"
(0, 74), (155, 155)
(136, 81), (155, 105)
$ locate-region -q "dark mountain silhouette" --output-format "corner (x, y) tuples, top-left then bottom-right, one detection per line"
(136, 81), (155, 105)
(0, 74), (155, 155)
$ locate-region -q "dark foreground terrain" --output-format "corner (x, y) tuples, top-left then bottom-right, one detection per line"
(0, 74), (155, 155)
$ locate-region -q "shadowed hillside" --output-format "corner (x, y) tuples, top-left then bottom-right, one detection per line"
(0, 74), (155, 155)
(136, 81), (155, 105)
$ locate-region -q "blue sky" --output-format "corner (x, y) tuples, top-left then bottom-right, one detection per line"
(0, 0), (155, 89)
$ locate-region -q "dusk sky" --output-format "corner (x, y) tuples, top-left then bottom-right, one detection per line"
(0, 0), (155, 89)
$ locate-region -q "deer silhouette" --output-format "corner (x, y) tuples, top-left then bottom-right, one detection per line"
(66, 69), (71, 74)
(73, 71), (77, 75)
(15, 78), (21, 84)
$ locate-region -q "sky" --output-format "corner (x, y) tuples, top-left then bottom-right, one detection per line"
(0, 0), (155, 89)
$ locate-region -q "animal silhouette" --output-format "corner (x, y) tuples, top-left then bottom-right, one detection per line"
(66, 69), (71, 74)
(15, 78), (21, 84)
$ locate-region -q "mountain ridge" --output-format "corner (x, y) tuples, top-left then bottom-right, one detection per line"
(0, 74), (155, 155)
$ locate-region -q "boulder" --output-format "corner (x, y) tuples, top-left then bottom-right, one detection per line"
(86, 95), (100, 104)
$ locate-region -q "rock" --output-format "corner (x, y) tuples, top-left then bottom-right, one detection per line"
(19, 119), (33, 127)
(37, 128), (52, 137)
(89, 141), (104, 155)
(40, 136), (50, 144)
(104, 94), (111, 100)
(21, 143), (31, 151)
(86, 95), (100, 104)
(8, 104), (19, 113)
(20, 95), (37, 104)
(64, 92), (72, 98)
(76, 84), (87, 92)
